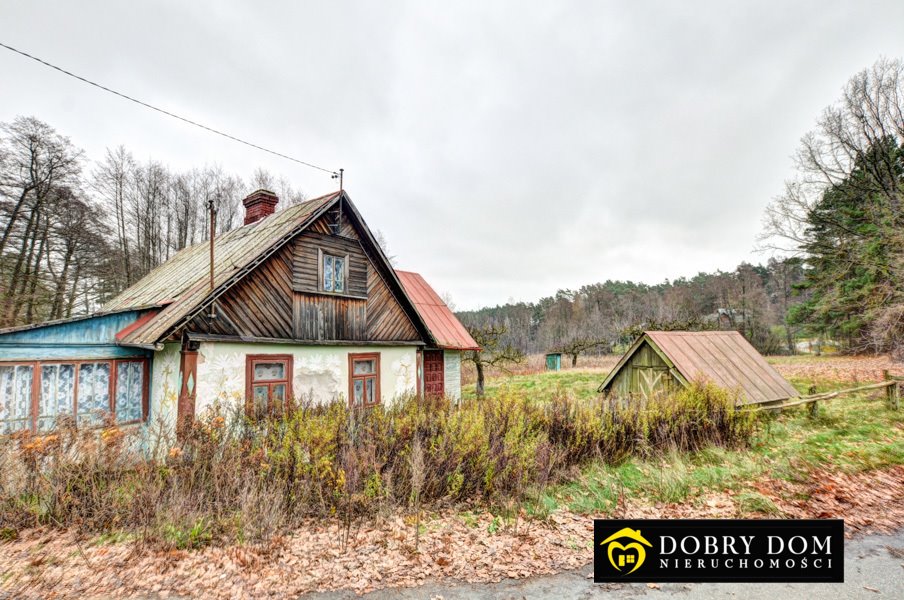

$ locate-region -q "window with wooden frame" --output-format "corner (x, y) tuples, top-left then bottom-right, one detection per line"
(318, 249), (348, 294)
(0, 358), (149, 434)
(245, 354), (293, 419)
(348, 353), (380, 408)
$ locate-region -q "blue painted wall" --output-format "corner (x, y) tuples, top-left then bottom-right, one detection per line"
(0, 310), (152, 361)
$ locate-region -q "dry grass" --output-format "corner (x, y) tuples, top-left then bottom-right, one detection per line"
(768, 354), (904, 384)
(461, 353), (619, 383)
(0, 384), (753, 549)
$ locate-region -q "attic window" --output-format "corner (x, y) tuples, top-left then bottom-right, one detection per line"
(320, 251), (347, 293)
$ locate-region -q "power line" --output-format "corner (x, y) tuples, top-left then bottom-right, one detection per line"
(0, 41), (339, 176)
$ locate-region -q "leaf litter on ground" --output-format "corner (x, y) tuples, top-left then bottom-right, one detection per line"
(2, 465), (902, 599)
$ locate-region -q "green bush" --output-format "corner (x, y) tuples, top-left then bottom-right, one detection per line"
(0, 382), (755, 546)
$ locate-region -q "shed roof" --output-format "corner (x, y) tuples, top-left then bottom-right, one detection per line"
(602, 331), (798, 405)
(396, 271), (479, 351)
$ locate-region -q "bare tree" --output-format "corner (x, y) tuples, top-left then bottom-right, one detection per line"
(0, 118), (83, 325)
(760, 57), (904, 354)
(93, 146), (135, 287)
(0, 117), (82, 258)
(462, 324), (524, 396)
(761, 58), (904, 253)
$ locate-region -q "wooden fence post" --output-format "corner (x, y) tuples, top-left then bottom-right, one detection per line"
(883, 370), (896, 410)
(807, 384), (818, 418)
(893, 382), (900, 411)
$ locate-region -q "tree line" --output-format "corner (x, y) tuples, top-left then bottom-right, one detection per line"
(460, 57), (904, 361)
(458, 259), (807, 362)
(0, 116), (305, 327)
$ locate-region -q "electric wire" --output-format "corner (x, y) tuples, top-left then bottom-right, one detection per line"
(0, 41), (339, 176)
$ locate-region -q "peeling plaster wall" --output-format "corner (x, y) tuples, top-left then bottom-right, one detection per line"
(149, 342), (180, 430)
(193, 343), (418, 415)
(443, 350), (462, 400)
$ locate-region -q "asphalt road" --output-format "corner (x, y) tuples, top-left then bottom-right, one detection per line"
(309, 528), (904, 600)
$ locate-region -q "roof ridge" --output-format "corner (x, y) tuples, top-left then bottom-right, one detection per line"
(647, 330), (741, 335)
(145, 192), (339, 258)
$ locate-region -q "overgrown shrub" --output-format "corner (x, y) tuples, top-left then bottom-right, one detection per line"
(0, 383), (754, 546)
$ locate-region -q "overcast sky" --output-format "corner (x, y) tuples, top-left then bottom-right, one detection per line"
(1, 1), (903, 310)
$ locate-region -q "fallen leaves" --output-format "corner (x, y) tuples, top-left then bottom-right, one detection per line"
(2, 466), (903, 599)
(754, 466), (904, 537)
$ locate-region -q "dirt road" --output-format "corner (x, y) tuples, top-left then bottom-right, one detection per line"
(308, 528), (904, 600)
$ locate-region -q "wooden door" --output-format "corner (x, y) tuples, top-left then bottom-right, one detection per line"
(423, 350), (444, 397)
(177, 348), (198, 436)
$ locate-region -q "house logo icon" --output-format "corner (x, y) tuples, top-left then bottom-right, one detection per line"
(600, 527), (652, 575)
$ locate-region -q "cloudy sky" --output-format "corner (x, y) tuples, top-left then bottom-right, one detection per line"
(1, 1), (903, 310)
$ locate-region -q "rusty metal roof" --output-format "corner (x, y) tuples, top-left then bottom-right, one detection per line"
(396, 271), (479, 351)
(603, 331), (798, 405)
(107, 191), (340, 346)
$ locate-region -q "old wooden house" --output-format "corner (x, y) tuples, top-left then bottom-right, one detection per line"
(599, 331), (797, 405)
(0, 189), (478, 433)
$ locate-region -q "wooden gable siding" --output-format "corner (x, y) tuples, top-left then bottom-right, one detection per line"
(186, 210), (421, 343)
(607, 341), (681, 400)
(188, 242), (295, 339)
(292, 232), (368, 297)
(292, 211), (368, 297)
(293, 295), (367, 340)
(366, 267), (420, 341)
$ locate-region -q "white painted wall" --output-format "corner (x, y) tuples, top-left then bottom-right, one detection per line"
(193, 342), (418, 415)
(149, 342), (181, 429)
(444, 350), (462, 400)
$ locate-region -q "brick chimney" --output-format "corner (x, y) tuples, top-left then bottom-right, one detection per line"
(242, 189), (279, 225)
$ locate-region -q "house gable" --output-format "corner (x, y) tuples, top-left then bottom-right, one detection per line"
(183, 199), (422, 343)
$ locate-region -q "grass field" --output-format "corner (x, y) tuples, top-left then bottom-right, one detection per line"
(461, 368), (605, 402)
(463, 354), (904, 516)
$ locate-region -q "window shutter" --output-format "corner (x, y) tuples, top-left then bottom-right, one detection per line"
(317, 248), (323, 292)
(344, 253), (350, 293)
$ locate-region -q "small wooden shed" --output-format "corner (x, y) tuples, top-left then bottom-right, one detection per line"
(598, 331), (798, 405)
(545, 352), (562, 371)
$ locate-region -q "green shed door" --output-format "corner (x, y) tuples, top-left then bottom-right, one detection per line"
(546, 354), (561, 371)
(609, 341), (676, 399)
(635, 366), (670, 399)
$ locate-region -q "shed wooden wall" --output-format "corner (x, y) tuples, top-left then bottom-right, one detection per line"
(606, 341), (682, 399)
(186, 210), (420, 343)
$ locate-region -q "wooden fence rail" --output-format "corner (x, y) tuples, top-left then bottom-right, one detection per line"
(756, 370), (900, 414)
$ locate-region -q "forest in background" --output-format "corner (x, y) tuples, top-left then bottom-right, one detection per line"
(458, 58), (904, 361)
(457, 260), (806, 360)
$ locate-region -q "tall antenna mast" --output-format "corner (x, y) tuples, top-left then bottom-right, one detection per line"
(332, 167), (344, 191)
(208, 197), (217, 323)
(208, 197), (217, 291)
